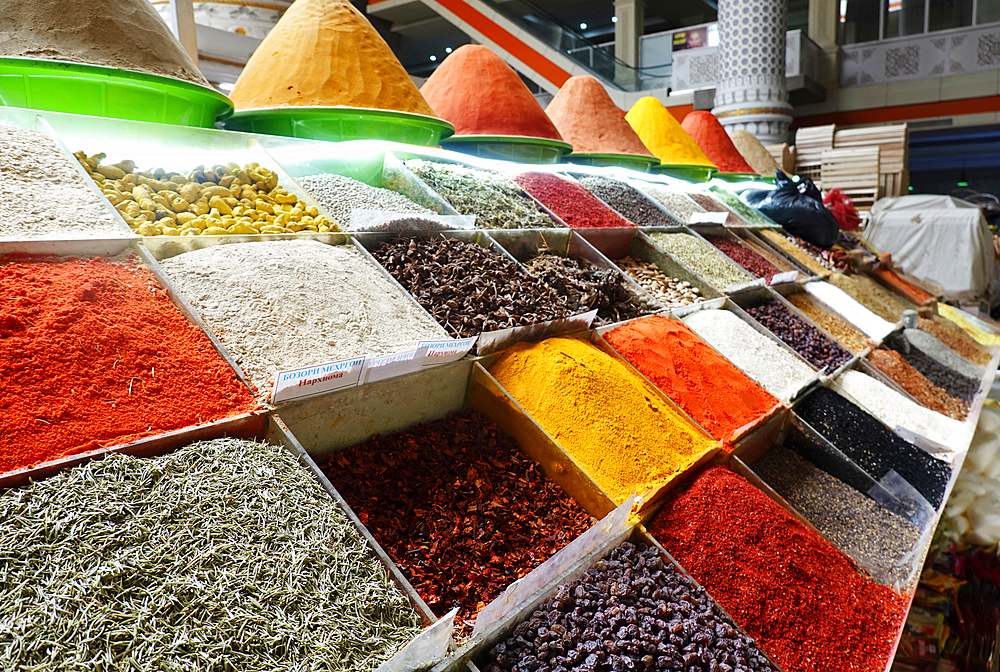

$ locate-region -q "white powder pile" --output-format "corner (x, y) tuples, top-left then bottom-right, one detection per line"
(837, 370), (971, 458)
(804, 280), (895, 341)
(682, 308), (816, 401)
(160, 240), (448, 400)
(0, 125), (130, 240)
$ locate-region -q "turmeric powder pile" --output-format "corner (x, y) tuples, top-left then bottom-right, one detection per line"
(625, 97), (716, 168)
(230, 0), (436, 116)
(488, 337), (715, 504)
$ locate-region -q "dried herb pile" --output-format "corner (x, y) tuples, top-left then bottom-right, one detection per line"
(0, 439), (421, 671)
(317, 411), (594, 639)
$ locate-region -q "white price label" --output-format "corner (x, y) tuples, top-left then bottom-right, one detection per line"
(769, 271), (798, 285)
(361, 348), (422, 384)
(271, 356), (365, 405)
(419, 337), (478, 366)
(689, 211), (729, 225)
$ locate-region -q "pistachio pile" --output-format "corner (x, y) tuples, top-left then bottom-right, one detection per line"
(75, 152), (337, 236)
(615, 256), (705, 308)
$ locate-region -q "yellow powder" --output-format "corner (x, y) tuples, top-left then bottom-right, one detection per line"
(937, 304), (1000, 346)
(624, 97), (717, 168)
(230, 0), (436, 116)
(488, 337), (715, 504)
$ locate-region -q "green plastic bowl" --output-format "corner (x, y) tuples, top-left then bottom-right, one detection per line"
(714, 172), (761, 183)
(656, 164), (716, 182)
(441, 135), (572, 164)
(564, 152), (658, 173)
(0, 57), (233, 127)
(222, 106), (454, 146)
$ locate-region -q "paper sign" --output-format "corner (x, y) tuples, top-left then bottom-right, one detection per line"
(419, 336), (478, 366)
(689, 211), (729, 225)
(271, 356), (365, 405)
(769, 270), (798, 285)
(361, 348), (422, 384)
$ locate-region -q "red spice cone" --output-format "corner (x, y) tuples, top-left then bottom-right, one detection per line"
(420, 45), (563, 139)
(545, 75), (654, 156)
(681, 111), (756, 173)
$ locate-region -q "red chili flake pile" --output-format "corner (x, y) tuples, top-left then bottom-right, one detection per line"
(514, 172), (633, 229)
(315, 410), (595, 638)
(647, 466), (908, 672)
(0, 254), (258, 475)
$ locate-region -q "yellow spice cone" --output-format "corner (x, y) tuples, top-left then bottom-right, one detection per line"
(625, 97), (716, 168)
(230, 0), (436, 116)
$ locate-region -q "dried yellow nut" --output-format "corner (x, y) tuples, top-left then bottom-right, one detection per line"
(202, 226), (231, 236)
(209, 196), (233, 215)
(259, 224), (290, 234)
(228, 223), (258, 235)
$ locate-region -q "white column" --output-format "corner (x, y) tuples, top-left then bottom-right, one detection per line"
(712, 0), (793, 144)
(808, 0), (840, 86)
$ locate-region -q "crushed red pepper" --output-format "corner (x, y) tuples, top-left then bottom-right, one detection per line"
(316, 411), (594, 638)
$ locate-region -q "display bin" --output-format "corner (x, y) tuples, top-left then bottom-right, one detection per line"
(728, 226), (819, 279)
(257, 138), (467, 222)
(352, 229), (597, 354)
(641, 226), (764, 295)
(0, 237), (263, 489)
(28, 108), (337, 243)
(507, 167), (641, 230)
(769, 282), (879, 357)
(564, 167), (685, 228)
(688, 223), (808, 284)
(728, 284), (860, 379)
(432, 498), (783, 672)
(384, 147), (573, 230)
(668, 298), (823, 405)
(486, 228), (669, 319)
(746, 228), (835, 279)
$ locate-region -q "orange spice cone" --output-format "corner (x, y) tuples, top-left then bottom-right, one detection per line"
(545, 75), (654, 156)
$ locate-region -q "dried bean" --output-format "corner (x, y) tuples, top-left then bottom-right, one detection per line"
(746, 298), (852, 371)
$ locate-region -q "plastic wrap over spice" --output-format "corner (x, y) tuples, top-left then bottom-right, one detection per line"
(316, 411), (594, 639)
(485, 541), (777, 672)
(648, 466), (909, 672)
(370, 236), (576, 338)
(0, 439), (421, 670)
(0, 254), (258, 474)
(794, 387), (952, 508)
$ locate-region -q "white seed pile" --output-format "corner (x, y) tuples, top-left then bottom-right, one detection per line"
(615, 256), (705, 308)
(648, 232), (754, 291)
(160, 240), (447, 401)
(837, 370), (970, 458)
(0, 125), (129, 239)
(804, 281), (895, 340)
(0, 439), (421, 671)
(683, 309), (816, 401)
(299, 173), (433, 230)
(634, 182), (705, 224)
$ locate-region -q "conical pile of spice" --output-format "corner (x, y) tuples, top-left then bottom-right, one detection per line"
(731, 130), (783, 176)
(0, 0), (207, 85)
(230, 0), (436, 116)
(420, 45), (562, 139)
(625, 97), (716, 167)
(681, 111), (756, 173)
(545, 75), (654, 156)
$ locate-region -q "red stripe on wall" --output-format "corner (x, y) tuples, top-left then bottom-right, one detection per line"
(793, 95), (1000, 130)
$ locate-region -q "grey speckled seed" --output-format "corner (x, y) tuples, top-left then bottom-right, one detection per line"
(634, 183), (706, 223)
(903, 328), (986, 381)
(753, 444), (923, 587)
(299, 173), (432, 230)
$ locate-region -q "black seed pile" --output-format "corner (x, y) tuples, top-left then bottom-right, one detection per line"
(576, 176), (681, 227)
(745, 299), (852, 372)
(371, 237), (576, 338)
(527, 252), (658, 326)
(485, 541), (777, 672)
(884, 334), (980, 402)
(794, 387), (951, 508)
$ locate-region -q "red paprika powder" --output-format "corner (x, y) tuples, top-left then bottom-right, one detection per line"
(513, 172), (632, 228)
(681, 111), (756, 173)
(648, 467), (908, 672)
(604, 316), (777, 442)
(0, 254), (258, 474)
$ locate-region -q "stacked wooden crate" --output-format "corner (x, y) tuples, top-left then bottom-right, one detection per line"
(764, 143), (796, 175)
(793, 124), (836, 188)
(833, 124), (910, 198)
(820, 146), (882, 212)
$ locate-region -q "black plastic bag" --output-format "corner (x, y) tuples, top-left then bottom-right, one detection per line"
(740, 171), (841, 248)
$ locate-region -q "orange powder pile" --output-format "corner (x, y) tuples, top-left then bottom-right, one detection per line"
(624, 97), (716, 167)
(545, 76), (654, 156)
(605, 316), (778, 443)
(230, 0), (435, 116)
(420, 45), (562, 139)
(681, 111), (756, 173)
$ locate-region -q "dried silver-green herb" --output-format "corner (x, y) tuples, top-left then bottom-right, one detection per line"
(0, 438), (421, 671)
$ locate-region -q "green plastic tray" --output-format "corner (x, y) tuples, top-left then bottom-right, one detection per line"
(441, 134), (572, 164)
(714, 172), (761, 183)
(656, 164), (716, 182)
(564, 152), (658, 173)
(222, 106), (454, 146)
(0, 57), (233, 127)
